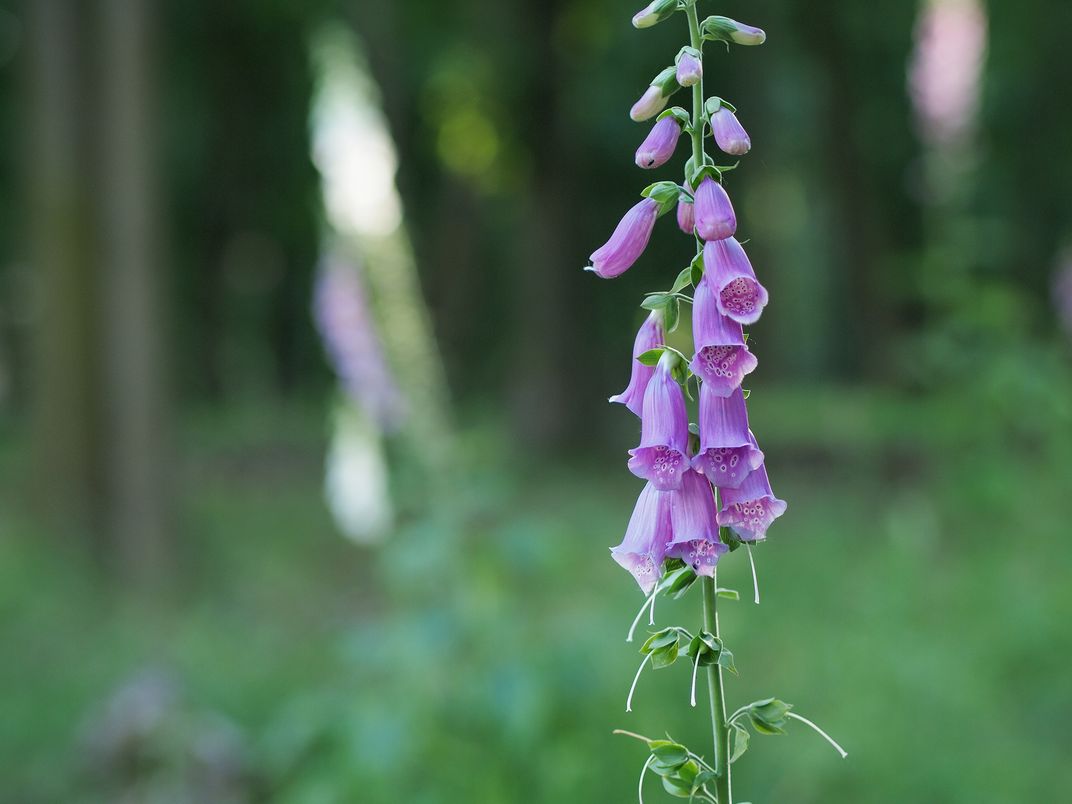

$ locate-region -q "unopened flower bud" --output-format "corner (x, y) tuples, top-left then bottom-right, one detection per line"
(635, 116), (682, 169)
(675, 48), (703, 87)
(702, 15), (767, 46)
(632, 0), (678, 30)
(693, 176), (737, 241)
(630, 66), (678, 122)
(586, 198), (660, 278)
(711, 107), (751, 155)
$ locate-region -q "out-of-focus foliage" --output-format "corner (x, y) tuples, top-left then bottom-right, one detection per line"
(1, 0), (1072, 802)
(3, 387), (1072, 802)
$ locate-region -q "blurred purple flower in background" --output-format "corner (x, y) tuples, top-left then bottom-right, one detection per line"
(1053, 247), (1072, 338)
(909, 0), (988, 148)
(314, 251), (405, 431)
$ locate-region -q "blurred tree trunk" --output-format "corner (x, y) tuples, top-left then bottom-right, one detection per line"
(27, 0), (172, 583)
(27, 0), (102, 543)
(510, 0), (571, 449)
(98, 0), (172, 583)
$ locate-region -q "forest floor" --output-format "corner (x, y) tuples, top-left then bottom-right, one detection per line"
(1, 389), (1070, 803)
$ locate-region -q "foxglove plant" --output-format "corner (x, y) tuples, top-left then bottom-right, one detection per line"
(589, 4), (846, 801)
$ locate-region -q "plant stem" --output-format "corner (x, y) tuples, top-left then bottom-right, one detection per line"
(686, 4), (705, 175)
(688, 5), (731, 801)
(702, 574), (731, 804)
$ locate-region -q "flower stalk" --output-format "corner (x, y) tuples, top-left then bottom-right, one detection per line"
(593, 3), (843, 801)
(688, 5), (733, 801)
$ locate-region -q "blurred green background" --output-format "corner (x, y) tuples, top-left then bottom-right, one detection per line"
(2, 0), (1072, 802)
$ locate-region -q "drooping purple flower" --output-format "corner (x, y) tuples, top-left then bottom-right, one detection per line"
(676, 50), (703, 87)
(690, 273), (758, 395)
(611, 482), (672, 593)
(628, 353), (690, 491)
(717, 463), (787, 542)
(676, 195), (695, 234)
(635, 116), (682, 169)
(610, 312), (665, 417)
(631, 85), (669, 122)
(666, 469), (727, 576)
(704, 237), (769, 325)
(587, 198), (659, 278)
(693, 177), (737, 242)
(693, 385), (764, 489)
(710, 107), (751, 156)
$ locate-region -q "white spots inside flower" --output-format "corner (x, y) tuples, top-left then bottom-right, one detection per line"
(680, 539), (721, 573)
(699, 345), (742, 379)
(701, 447), (749, 484)
(728, 498), (775, 533)
(651, 445), (685, 483)
(720, 278), (759, 317)
(632, 555), (658, 588)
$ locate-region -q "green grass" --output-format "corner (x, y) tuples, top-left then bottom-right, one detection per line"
(1, 387), (1071, 802)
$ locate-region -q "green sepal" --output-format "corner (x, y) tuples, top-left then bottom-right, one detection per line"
(686, 631), (723, 667)
(683, 154), (715, 188)
(648, 740), (689, 769)
(650, 65), (680, 94)
(689, 163), (723, 189)
(658, 106), (692, 128)
(641, 180), (685, 216)
(720, 525), (743, 552)
(660, 759), (701, 798)
(704, 95), (738, 117)
(745, 698), (793, 735)
(657, 565), (698, 599)
(640, 626), (692, 669)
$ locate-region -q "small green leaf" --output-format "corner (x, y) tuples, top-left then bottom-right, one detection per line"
(718, 647), (738, 676)
(636, 347), (665, 367)
(742, 388), (751, 400)
(729, 722), (750, 763)
(664, 298), (680, 333)
(716, 588), (740, 600)
(690, 252), (704, 286)
(641, 292), (673, 311)
(670, 266), (694, 294)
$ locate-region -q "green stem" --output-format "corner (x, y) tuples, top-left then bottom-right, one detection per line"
(689, 5), (731, 802)
(685, 3), (706, 190)
(702, 574), (731, 804)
